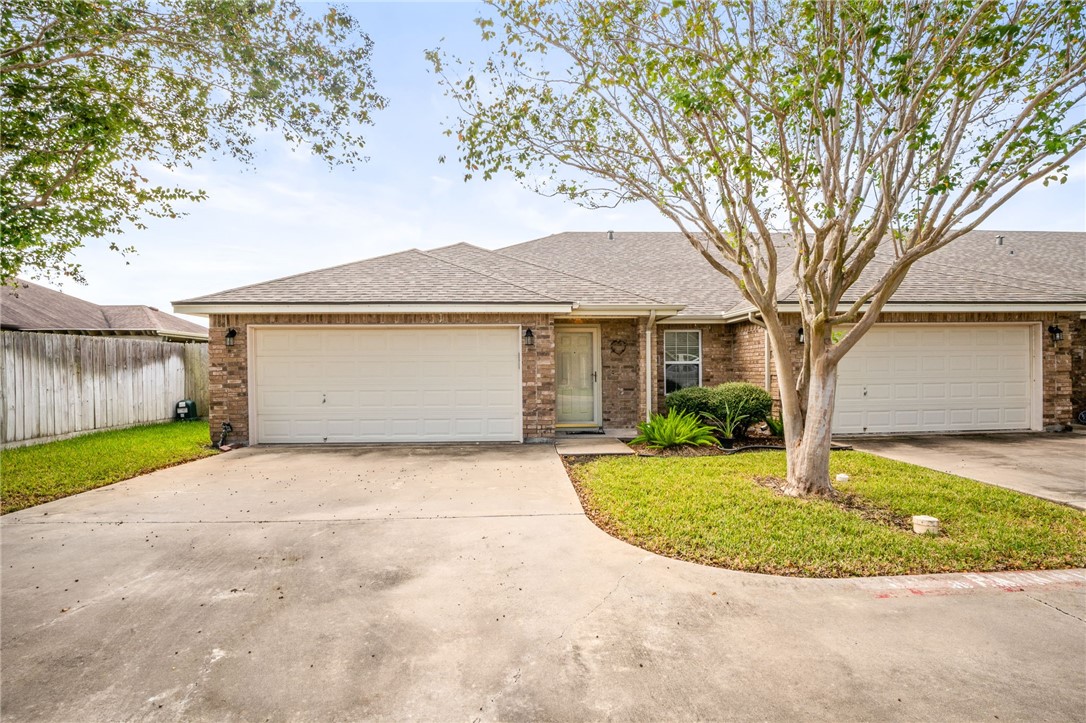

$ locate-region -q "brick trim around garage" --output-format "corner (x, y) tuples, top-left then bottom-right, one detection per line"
(208, 313), (556, 445)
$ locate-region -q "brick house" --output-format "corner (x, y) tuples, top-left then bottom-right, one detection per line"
(173, 231), (1085, 445)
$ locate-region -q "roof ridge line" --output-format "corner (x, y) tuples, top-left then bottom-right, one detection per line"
(414, 249), (565, 303)
(491, 245), (668, 305)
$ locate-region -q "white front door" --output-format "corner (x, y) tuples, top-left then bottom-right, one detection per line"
(251, 327), (522, 443)
(556, 328), (599, 427)
(833, 324), (1036, 434)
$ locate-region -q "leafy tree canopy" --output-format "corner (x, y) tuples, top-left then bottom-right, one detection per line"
(432, 0), (1086, 495)
(2, 0), (386, 283)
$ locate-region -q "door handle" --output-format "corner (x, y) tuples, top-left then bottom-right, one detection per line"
(592, 371), (598, 383)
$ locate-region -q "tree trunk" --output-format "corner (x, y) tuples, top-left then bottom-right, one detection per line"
(782, 357), (839, 497)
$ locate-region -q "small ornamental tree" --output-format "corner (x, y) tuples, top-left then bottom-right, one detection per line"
(430, 0), (1086, 496)
(2, 0), (387, 283)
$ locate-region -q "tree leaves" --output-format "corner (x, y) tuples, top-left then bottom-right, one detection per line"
(430, 0), (1085, 483)
(1, 0), (387, 283)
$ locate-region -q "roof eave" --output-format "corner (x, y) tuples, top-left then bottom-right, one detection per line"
(774, 301), (1086, 313)
(155, 330), (209, 341)
(566, 304), (686, 317)
(171, 302), (576, 316)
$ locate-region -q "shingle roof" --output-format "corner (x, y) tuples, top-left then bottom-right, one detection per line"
(503, 230), (1086, 315)
(175, 230), (1085, 314)
(426, 243), (663, 305)
(176, 249), (564, 305)
(2, 280), (208, 338)
(1, 279), (108, 331)
(100, 306), (209, 336)
(498, 231), (753, 316)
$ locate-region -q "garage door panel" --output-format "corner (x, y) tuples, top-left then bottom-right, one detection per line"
(867, 384), (891, 401)
(833, 325), (1034, 434)
(894, 383), (919, 400)
(422, 419), (452, 435)
(865, 356), (892, 373)
(922, 383), (946, 399)
(949, 383), (974, 399)
(921, 356), (946, 372)
(893, 410), (919, 427)
(1003, 355), (1028, 372)
(921, 409), (948, 427)
(837, 383), (864, 401)
(1003, 381), (1029, 397)
(256, 333), (292, 353)
(890, 329), (921, 348)
(948, 355), (974, 372)
(387, 389), (421, 407)
(253, 328), (521, 443)
(1005, 409), (1028, 425)
(259, 389), (293, 410)
(286, 331), (323, 352)
(893, 356), (919, 373)
(949, 409), (975, 425)
(323, 333), (357, 353)
(324, 391), (356, 408)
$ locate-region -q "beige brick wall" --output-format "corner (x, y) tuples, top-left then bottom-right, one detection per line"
(654, 324), (733, 412)
(208, 311), (1080, 444)
(208, 313), (555, 445)
(729, 312), (1080, 428)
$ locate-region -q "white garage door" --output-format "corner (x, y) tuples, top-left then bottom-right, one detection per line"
(833, 325), (1035, 434)
(252, 327), (522, 443)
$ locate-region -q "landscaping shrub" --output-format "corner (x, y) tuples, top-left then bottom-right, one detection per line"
(665, 383), (773, 436)
(764, 416), (785, 437)
(702, 405), (749, 441)
(631, 409), (719, 449)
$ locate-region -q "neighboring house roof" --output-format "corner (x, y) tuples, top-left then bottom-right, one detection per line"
(173, 230), (1086, 318)
(2, 279), (208, 341)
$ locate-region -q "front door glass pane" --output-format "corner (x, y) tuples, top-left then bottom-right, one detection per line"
(557, 331), (595, 424)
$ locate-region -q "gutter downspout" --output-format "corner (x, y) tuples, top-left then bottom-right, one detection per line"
(645, 310), (657, 422)
(746, 312), (772, 390)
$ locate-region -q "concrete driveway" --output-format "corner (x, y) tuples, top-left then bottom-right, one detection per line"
(849, 431), (1086, 509)
(2, 445), (1084, 722)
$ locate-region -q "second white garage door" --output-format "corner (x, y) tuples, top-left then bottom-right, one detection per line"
(833, 324), (1037, 434)
(252, 327), (522, 443)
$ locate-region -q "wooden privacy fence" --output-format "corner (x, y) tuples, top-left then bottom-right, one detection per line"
(0, 331), (209, 448)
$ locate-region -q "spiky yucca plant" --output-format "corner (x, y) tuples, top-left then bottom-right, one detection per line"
(631, 409), (719, 450)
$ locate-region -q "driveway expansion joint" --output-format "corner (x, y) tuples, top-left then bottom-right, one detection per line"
(1023, 593), (1086, 624)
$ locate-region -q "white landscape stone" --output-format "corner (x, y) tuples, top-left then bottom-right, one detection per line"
(912, 515), (940, 535)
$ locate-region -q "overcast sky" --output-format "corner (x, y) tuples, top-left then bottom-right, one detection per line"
(28, 1), (1086, 326)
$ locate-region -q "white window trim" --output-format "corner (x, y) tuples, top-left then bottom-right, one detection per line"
(663, 329), (702, 391)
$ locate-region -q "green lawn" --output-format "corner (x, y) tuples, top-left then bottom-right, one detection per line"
(568, 451), (1086, 577)
(1, 422), (217, 514)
